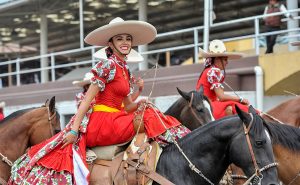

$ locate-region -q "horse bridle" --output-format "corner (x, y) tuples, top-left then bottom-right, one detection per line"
(154, 105), (278, 185)
(188, 92), (205, 126)
(45, 105), (57, 137)
(241, 113), (278, 185)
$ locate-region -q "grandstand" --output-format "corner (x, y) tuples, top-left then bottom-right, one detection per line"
(0, 0), (299, 126)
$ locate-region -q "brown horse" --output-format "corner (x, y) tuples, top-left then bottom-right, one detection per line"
(264, 96), (300, 127)
(232, 97), (300, 185)
(0, 97), (61, 183)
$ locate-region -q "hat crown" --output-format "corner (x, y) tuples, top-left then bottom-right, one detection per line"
(109, 17), (125, 25)
(209, 40), (227, 54)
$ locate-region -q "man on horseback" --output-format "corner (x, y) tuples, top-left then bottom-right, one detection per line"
(9, 17), (190, 185)
(196, 40), (251, 120)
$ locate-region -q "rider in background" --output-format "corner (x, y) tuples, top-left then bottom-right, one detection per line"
(0, 101), (5, 121)
(196, 40), (250, 120)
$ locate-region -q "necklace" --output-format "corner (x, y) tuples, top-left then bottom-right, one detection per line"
(114, 56), (128, 80)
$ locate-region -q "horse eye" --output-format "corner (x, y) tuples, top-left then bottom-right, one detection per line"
(197, 108), (203, 112)
(255, 140), (266, 147)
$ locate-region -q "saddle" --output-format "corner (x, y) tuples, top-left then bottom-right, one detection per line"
(87, 133), (174, 185)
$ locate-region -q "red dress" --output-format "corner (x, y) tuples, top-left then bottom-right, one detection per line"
(0, 112), (4, 121)
(196, 66), (249, 120)
(86, 54), (181, 146)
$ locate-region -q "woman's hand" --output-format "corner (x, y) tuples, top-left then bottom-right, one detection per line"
(240, 98), (250, 105)
(135, 77), (144, 92)
(61, 131), (78, 149)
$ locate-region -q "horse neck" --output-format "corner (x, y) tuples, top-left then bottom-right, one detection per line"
(164, 98), (186, 120)
(0, 111), (39, 158)
(272, 144), (300, 184)
(266, 98), (300, 127)
(159, 116), (240, 183)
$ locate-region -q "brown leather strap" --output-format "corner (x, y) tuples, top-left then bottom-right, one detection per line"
(126, 159), (175, 185)
(111, 153), (124, 180)
(126, 165), (137, 185)
(94, 159), (111, 167)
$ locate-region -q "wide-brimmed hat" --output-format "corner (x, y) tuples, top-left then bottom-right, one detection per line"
(0, 101), (5, 108)
(72, 72), (93, 87)
(291, 41), (300, 46)
(84, 17), (157, 47)
(199, 40), (244, 60)
(93, 47), (143, 63)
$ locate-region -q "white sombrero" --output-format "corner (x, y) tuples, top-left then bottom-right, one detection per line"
(72, 72), (93, 87)
(93, 47), (143, 63)
(84, 17), (157, 47)
(199, 40), (244, 60)
(291, 41), (300, 46)
(0, 101), (5, 108)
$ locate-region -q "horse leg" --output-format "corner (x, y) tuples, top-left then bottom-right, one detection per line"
(225, 106), (233, 116)
(230, 164), (246, 185)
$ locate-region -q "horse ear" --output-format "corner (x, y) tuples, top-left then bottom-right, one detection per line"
(248, 105), (257, 115)
(236, 105), (252, 126)
(49, 96), (56, 114)
(176, 87), (190, 101)
(197, 85), (204, 95)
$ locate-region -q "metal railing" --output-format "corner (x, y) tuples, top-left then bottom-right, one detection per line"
(0, 8), (299, 87)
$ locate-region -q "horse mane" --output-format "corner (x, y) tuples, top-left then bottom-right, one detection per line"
(264, 121), (300, 151)
(0, 107), (36, 124)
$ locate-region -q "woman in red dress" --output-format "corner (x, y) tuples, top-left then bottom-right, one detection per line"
(196, 40), (250, 120)
(9, 17), (190, 185)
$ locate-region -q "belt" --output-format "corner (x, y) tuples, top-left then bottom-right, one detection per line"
(93, 104), (120, 113)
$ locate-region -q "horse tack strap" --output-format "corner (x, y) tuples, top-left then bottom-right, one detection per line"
(126, 159), (175, 185)
(243, 122), (260, 176)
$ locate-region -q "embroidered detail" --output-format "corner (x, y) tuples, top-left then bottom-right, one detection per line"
(207, 66), (224, 90)
(90, 59), (116, 91)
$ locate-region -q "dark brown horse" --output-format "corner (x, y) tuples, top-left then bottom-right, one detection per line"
(164, 86), (214, 130)
(232, 97), (300, 185)
(0, 97), (61, 183)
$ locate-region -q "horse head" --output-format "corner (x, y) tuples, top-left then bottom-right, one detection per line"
(230, 105), (279, 185)
(175, 86), (214, 130)
(29, 96), (61, 146)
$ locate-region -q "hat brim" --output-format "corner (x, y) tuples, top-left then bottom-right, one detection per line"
(93, 47), (143, 63)
(84, 21), (157, 47)
(199, 47), (244, 60)
(72, 80), (90, 87)
(291, 41), (300, 46)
